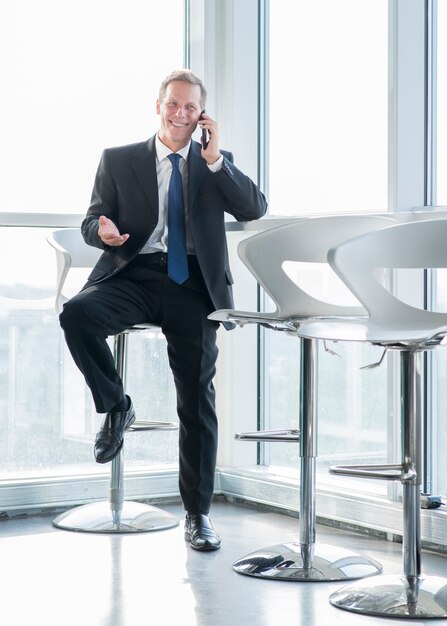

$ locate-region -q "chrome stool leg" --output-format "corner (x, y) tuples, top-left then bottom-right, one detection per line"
(330, 350), (447, 617)
(233, 338), (382, 581)
(53, 331), (179, 533)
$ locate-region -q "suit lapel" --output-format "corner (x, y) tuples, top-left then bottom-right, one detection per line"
(131, 136), (159, 218)
(188, 141), (209, 214)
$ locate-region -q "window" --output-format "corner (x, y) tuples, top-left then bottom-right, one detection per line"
(432, 0), (447, 497)
(268, 0), (388, 215)
(0, 0), (184, 214)
(0, 1), (184, 484)
(0, 227), (178, 479)
(436, 0), (447, 205)
(264, 0), (389, 487)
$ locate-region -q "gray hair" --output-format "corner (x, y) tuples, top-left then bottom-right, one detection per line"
(158, 69), (207, 109)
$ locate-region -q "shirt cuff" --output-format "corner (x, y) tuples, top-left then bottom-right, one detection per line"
(206, 155), (224, 172)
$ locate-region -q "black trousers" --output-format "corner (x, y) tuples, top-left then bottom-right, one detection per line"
(59, 253), (219, 514)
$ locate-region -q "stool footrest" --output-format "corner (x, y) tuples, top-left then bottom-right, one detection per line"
(127, 420), (178, 432)
(330, 462), (416, 482)
(235, 429), (300, 443)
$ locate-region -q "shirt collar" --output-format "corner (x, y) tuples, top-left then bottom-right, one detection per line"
(155, 135), (191, 163)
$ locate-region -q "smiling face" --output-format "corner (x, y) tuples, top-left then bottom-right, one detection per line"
(156, 80), (203, 152)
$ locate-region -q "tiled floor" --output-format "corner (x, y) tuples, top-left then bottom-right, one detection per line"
(1, 500), (447, 626)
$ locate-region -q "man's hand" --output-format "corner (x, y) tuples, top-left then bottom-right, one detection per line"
(98, 215), (130, 246)
(198, 113), (221, 165)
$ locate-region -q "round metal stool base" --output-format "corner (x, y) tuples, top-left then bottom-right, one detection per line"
(330, 574), (447, 618)
(52, 500), (179, 533)
(233, 542), (382, 582)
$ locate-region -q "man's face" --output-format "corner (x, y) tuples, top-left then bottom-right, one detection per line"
(157, 81), (202, 151)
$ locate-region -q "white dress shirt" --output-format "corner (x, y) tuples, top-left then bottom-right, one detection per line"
(139, 135), (224, 255)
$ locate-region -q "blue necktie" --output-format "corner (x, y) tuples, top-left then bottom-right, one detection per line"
(167, 153), (189, 284)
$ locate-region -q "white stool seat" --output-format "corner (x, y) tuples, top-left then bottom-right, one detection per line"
(294, 318), (447, 346)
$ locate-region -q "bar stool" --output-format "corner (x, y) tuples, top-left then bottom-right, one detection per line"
(48, 228), (179, 533)
(293, 217), (447, 616)
(209, 214), (399, 581)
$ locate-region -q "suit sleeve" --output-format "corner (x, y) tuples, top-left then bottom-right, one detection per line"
(81, 150), (119, 250)
(213, 152), (268, 222)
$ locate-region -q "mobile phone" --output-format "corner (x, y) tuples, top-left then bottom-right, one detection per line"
(200, 110), (209, 150)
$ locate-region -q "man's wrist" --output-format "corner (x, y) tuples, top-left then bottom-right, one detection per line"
(206, 155), (224, 172)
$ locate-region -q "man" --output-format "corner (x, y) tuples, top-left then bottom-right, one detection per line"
(60, 69), (267, 550)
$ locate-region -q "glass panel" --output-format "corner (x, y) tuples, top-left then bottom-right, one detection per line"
(0, 0), (184, 213)
(264, 0), (388, 492)
(434, 332), (447, 497)
(0, 0), (184, 481)
(266, 337), (388, 469)
(0, 228), (177, 479)
(431, 1), (447, 497)
(436, 0), (447, 204)
(263, 298), (387, 495)
(268, 0), (388, 215)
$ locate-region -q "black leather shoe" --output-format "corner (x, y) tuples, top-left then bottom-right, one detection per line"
(184, 513), (221, 551)
(94, 396), (135, 464)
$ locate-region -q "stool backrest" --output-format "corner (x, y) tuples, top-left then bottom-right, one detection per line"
(47, 228), (102, 313)
(328, 218), (447, 330)
(237, 214), (397, 319)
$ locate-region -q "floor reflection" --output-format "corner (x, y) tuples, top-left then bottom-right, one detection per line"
(1, 502), (446, 626)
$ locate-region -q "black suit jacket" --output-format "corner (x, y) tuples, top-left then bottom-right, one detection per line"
(81, 135), (267, 322)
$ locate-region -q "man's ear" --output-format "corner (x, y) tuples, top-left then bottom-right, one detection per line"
(156, 99), (161, 114)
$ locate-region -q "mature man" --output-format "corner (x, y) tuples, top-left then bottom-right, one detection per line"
(60, 69), (267, 550)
